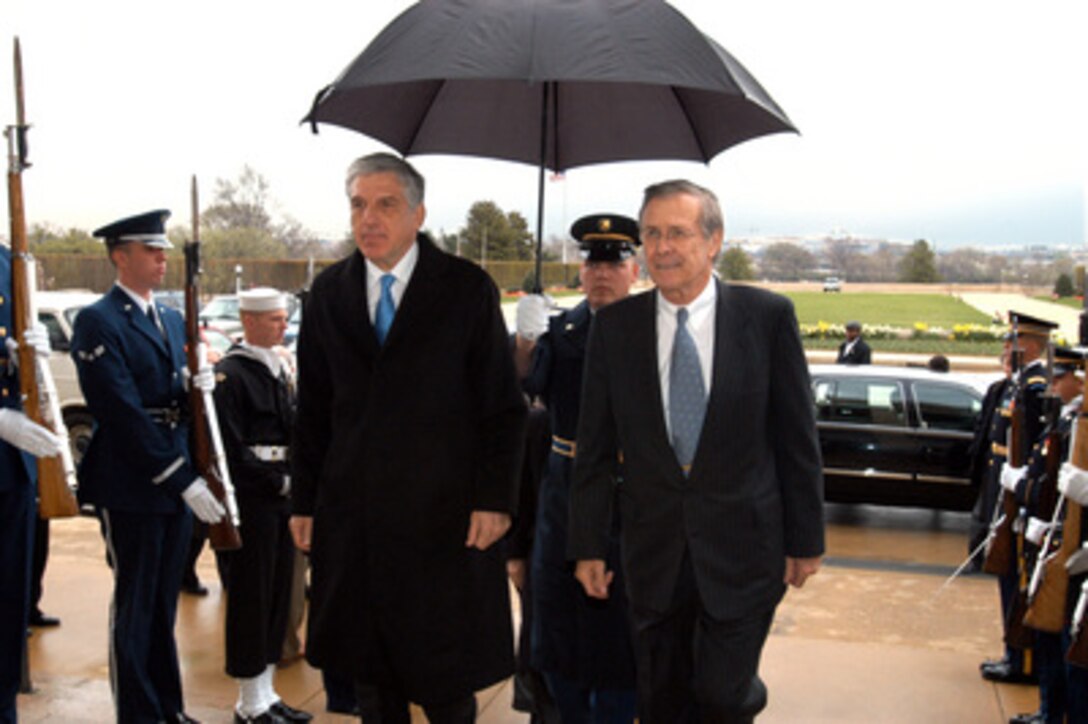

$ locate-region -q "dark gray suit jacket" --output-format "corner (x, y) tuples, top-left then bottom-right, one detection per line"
(569, 279), (825, 620)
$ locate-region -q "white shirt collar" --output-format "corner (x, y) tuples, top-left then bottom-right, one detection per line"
(116, 282), (153, 314)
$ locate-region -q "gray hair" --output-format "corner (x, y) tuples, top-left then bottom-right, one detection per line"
(639, 179), (724, 238)
(345, 152), (425, 208)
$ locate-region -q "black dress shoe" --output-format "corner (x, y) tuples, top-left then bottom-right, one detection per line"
(28, 611), (61, 627)
(980, 660), (1036, 684)
(1009, 712), (1044, 724)
(233, 710), (287, 724)
(270, 700), (312, 722)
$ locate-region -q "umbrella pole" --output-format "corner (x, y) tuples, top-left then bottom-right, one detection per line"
(532, 82), (550, 294)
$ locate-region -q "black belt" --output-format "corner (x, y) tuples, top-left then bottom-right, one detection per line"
(145, 407), (185, 426)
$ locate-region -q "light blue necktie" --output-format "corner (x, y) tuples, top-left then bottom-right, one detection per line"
(375, 273), (396, 345)
(669, 307), (706, 473)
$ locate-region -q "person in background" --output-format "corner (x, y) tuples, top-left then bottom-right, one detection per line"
(569, 180), (824, 723)
(835, 320), (871, 364)
(290, 153), (526, 723)
(1, 243), (65, 723)
(514, 213), (642, 723)
(213, 287), (310, 724)
(71, 209), (222, 723)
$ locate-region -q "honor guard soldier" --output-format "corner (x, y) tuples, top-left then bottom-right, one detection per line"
(1, 245), (64, 722)
(72, 209), (222, 724)
(514, 214), (641, 723)
(212, 288), (310, 724)
(1003, 347), (1088, 724)
(980, 311), (1056, 686)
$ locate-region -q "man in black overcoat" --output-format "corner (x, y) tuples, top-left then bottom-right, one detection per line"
(290, 153), (527, 723)
(835, 320), (871, 364)
(569, 180), (825, 723)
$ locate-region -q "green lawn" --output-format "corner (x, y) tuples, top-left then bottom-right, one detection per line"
(1034, 295), (1084, 310)
(784, 292), (993, 327)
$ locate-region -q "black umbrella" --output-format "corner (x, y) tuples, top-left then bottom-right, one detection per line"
(305, 0), (797, 289)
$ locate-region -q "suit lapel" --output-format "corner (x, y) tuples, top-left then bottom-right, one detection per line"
(111, 287), (168, 358)
(334, 251), (379, 359)
(625, 290), (679, 479)
(692, 279), (748, 470)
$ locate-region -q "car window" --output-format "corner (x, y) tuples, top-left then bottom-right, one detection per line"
(813, 377), (905, 426)
(38, 312), (68, 351)
(912, 381), (980, 432)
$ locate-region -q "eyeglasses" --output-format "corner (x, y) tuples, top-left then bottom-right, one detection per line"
(640, 226), (700, 244)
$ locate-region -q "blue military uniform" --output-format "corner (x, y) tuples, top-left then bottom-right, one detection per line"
(523, 214), (638, 721)
(0, 246), (38, 724)
(71, 210), (198, 723)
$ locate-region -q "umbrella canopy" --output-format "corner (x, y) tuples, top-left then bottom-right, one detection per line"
(305, 0), (798, 289)
(306, 0), (796, 171)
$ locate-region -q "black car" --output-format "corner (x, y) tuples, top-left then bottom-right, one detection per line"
(808, 364), (999, 510)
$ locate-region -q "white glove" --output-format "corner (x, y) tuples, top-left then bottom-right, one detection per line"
(999, 463), (1025, 493)
(516, 294), (552, 341)
(0, 408), (64, 458)
(1059, 461), (1088, 505)
(4, 322), (50, 371)
(280, 474), (291, 497)
(182, 477), (226, 524)
(184, 364), (217, 394)
(1025, 516), (1051, 546)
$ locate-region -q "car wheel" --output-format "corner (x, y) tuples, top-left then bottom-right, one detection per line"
(62, 409), (95, 466)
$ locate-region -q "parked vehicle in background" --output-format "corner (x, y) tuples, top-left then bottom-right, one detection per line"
(809, 364), (997, 510)
(36, 291), (101, 466)
(199, 294), (243, 341)
(284, 304), (302, 347)
(822, 276), (841, 292)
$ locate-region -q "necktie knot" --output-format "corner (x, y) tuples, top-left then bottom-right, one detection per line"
(375, 273), (397, 345)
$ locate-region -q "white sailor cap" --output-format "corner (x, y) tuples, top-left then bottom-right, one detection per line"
(238, 287), (287, 312)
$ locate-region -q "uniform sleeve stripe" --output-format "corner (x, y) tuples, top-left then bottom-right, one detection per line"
(152, 456), (185, 485)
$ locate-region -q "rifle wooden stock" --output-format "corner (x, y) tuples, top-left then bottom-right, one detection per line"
(984, 395), (1026, 575)
(7, 38), (78, 518)
(1026, 408), (1088, 632)
(185, 178), (240, 551)
(1069, 579), (1088, 667)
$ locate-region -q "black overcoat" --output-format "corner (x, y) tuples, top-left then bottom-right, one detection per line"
(292, 235), (527, 704)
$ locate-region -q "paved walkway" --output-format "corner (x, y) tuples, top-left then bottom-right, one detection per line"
(958, 292), (1083, 344)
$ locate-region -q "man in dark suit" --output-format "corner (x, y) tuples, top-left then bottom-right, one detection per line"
(1, 245), (65, 724)
(569, 179), (825, 723)
(71, 210), (223, 724)
(835, 320), (871, 364)
(290, 153), (526, 724)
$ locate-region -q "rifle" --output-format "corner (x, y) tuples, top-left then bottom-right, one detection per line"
(6, 38), (78, 518)
(1025, 380), (1082, 632)
(983, 331), (1024, 575)
(185, 175), (241, 550)
(1070, 577), (1088, 667)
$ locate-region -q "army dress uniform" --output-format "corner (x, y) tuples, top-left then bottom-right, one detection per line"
(523, 215), (638, 714)
(213, 340), (297, 681)
(0, 246), (38, 723)
(981, 312), (1055, 684)
(71, 211), (198, 723)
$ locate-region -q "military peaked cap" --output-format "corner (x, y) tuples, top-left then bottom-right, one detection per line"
(570, 213), (640, 262)
(1007, 310), (1058, 338)
(93, 209), (173, 250)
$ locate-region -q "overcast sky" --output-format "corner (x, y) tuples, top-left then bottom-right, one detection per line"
(4, 0), (1086, 250)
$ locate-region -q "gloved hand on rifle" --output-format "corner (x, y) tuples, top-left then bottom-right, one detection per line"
(183, 363), (217, 395)
(1059, 461), (1088, 505)
(0, 408), (64, 458)
(4, 321), (51, 373)
(515, 293), (553, 342)
(999, 462), (1026, 494)
(182, 477), (225, 524)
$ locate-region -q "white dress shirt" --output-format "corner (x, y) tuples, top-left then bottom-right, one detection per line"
(365, 242), (419, 324)
(657, 277), (717, 438)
